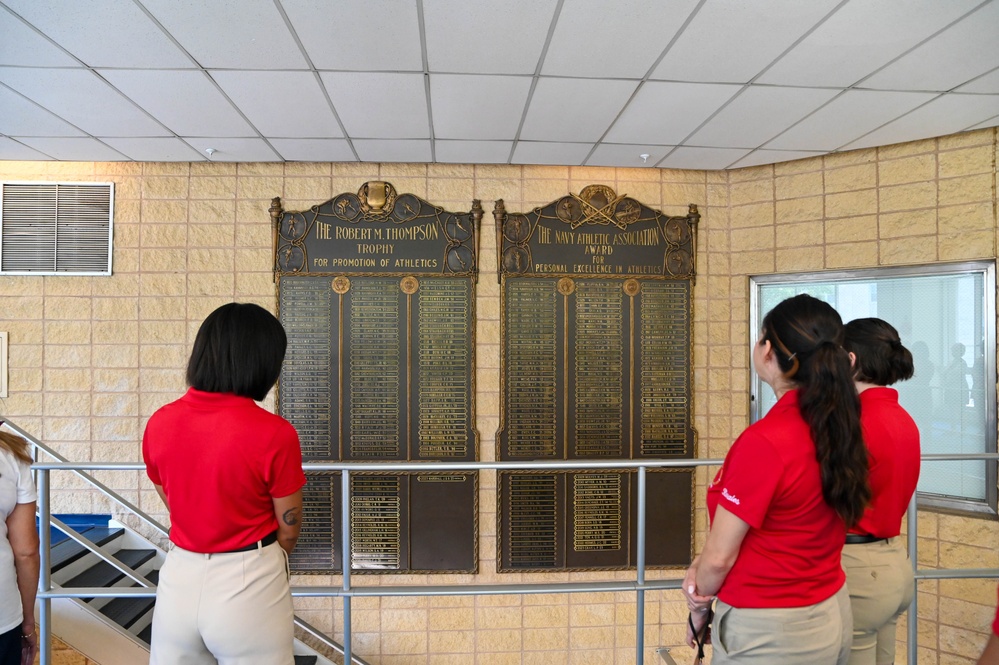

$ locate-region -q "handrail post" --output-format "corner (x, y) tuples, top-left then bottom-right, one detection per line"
(636, 465), (647, 664)
(38, 469), (52, 665)
(906, 492), (918, 665)
(342, 469), (352, 664)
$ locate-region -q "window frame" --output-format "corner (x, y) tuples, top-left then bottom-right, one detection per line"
(749, 260), (997, 518)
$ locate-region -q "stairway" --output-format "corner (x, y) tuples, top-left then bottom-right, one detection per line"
(47, 516), (324, 665)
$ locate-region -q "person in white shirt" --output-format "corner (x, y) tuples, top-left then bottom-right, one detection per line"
(0, 426), (38, 665)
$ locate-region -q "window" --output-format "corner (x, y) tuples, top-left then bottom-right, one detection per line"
(750, 261), (997, 516)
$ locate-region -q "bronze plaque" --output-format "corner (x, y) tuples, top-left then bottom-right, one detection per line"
(273, 184), (480, 574)
(498, 277), (694, 460)
(496, 187), (698, 572)
(497, 185), (696, 278)
(498, 470), (692, 571)
(272, 181), (478, 275)
(294, 472), (477, 573)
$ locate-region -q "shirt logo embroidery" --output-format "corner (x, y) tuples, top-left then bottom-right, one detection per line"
(721, 488), (740, 505)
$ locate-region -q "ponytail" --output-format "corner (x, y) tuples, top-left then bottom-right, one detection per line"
(763, 295), (870, 527)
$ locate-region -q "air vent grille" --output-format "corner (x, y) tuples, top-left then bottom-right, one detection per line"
(1, 182), (113, 275)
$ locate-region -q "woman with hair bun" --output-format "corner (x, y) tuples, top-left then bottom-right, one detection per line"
(841, 318), (920, 665)
(683, 294), (869, 664)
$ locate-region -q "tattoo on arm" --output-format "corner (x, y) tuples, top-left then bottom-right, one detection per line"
(282, 508), (300, 526)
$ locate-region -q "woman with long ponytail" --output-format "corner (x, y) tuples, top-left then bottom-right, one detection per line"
(683, 294), (869, 664)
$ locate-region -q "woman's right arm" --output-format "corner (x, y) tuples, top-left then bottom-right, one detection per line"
(694, 505), (750, 597)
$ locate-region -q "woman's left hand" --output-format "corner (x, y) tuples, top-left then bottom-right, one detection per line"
(20, 624), (37, 665)
(682, 562), (714, 613)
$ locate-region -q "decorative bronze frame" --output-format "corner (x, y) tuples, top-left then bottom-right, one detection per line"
(272, 182), (482, 574)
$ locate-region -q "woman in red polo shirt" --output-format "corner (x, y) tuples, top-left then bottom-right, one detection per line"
(841, 318), (920, 665)
(683, 294), (869, 664)
(143, 303), (306, 665)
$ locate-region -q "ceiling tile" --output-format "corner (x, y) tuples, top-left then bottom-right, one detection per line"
(435, 140), (513, 164)
(541, 0), (701, 78)
(729, 149), (824, 169)
(967, 116), (999, 131)
(424, 0), (558, 75)
(842, 93), (999, 151)
(862, 1), (999, 92)
(140, 0), (308, 69)
(651, 0), (840, 83)
(352, 139), (432, 163)
(430, 74), (532, 140)
(512, 141), (592, 165)
(102, 138), (205, 161)
(0, 5), (80, 67)
(757, 0), (984, 87)
(100, 69), (253, 137)
(282, 0), (423, 71)
(0, 86), (86, 137)
(658, 146), (751, 170)
(957, 68), (999, 94)
(764, 90), (937, 151)
(3, 0), (192, 68)
(0, 137), (54, 160)
(0, 68), (170, 137)
(520, 78), (638, 142)
(687, 86), (840, 148)
(181, 138), (280, 162)
(211, 71), (342, 138)
(270, 138), (356, 162)
(16, 137), (127, 161)
(321, 73), (430, 139)
(586, 144), (671, 168)
(604, 81), (740, 145)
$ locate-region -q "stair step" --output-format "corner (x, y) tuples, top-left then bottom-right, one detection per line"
(294, 658), (317, 665)
(137, 623), (152, 645)
(96, 564), (160, 629)
(63, 549), (157, 588)
(50, 527), (125, 573)
(99, 593), (156, 629)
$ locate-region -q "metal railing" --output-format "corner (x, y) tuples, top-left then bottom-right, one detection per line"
(2, 419), (358, 665)
(23, 445), (999, 664)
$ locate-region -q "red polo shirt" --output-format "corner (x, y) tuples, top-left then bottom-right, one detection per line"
(143, 388), (306, 553)
(708, 390), (846, 608)
(852, 387), (920, 538)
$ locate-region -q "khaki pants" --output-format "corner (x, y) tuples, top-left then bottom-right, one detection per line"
(842, 537), (914, 665)
(710, 585), (852, 665)
(150, 541), (294, 665)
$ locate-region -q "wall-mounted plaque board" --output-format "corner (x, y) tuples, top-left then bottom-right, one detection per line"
(272, 182), (480, 574)
(495, 185), (699, 571)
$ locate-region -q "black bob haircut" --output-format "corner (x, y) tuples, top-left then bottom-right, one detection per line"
(186, 303), (288, 401)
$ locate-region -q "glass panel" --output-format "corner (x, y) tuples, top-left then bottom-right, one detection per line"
(751, 262), (996, 508)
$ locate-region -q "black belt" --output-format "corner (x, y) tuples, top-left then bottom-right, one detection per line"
(220, 530), (278, 553)
(845, 533), (887, 545)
